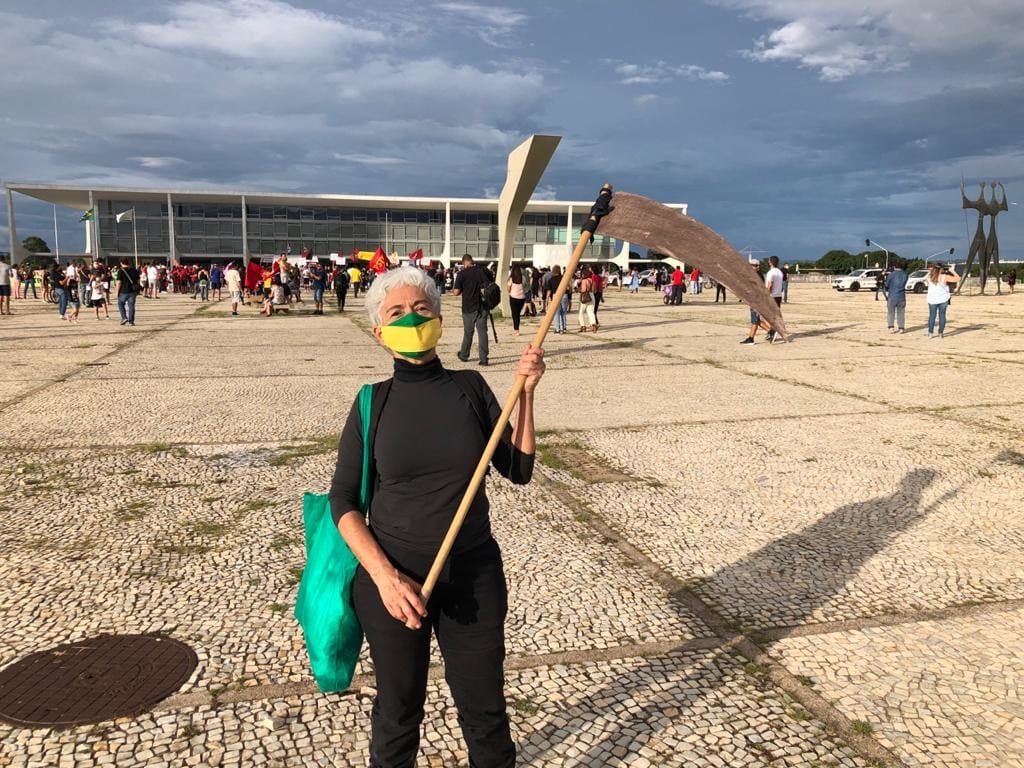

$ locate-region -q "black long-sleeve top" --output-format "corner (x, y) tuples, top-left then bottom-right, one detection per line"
(329, 357), (534, 561)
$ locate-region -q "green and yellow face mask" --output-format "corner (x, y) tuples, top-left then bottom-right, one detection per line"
(378, 311), (442, 359)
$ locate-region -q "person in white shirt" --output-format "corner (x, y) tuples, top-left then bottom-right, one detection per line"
(89, 273), (110, 319)
(225, 263), (243, 315)
(146, 264), (159, 298)
(763, 256), (785, 343)
(925, 263), (960, 338)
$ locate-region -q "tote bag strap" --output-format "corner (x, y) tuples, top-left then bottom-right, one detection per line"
(358, 384), (373, 512)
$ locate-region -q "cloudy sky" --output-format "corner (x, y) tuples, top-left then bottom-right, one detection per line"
(2, 0), (1022, 262)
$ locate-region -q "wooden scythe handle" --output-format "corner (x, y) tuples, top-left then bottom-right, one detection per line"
(420, 227), (598, 600)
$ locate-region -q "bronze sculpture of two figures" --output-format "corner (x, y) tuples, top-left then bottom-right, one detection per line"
(960, 182), (1009, 294)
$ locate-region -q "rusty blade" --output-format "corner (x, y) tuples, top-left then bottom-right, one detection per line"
(599, 192), (788, 339)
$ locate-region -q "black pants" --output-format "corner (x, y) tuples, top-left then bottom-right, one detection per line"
(508, 297), (525, 331)
(592, 292), (603, 322)
(353, 538), (513, 768)
(671, 284), (683, 304)
(715, 285), (727, 302)
(336, 288), (347, 310)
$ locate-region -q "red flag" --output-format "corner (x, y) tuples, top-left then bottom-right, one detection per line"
(408, 248), (424, 261)
(369, 247), (388, 274)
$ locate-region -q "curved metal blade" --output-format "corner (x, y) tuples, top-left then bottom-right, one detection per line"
(599, 192), (788, 339)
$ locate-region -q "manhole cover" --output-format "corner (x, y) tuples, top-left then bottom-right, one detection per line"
(0, 634), (197, 728)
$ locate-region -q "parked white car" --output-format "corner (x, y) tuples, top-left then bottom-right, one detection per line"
(905, 269), (930, 293)
(832, 268), (883, 292)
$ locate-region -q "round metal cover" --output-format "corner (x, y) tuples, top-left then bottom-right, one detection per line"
(0, 634), (198, 728)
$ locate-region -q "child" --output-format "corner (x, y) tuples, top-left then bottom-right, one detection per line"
(90, 273), (110, 319)
(65, 283), (81, 323)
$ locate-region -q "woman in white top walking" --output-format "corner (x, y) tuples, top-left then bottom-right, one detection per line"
(925, 263), (960, 338)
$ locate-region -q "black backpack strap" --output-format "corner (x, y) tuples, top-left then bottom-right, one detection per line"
(449, 370), (504, 441)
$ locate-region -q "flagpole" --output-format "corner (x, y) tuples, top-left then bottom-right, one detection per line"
(132, 207), (138, 268)
(53, 205), (60, 260)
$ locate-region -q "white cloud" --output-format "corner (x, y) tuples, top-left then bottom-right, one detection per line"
(609, 60), (730, 86)
(634, 94), (659, 106)
(714, 0), (1024, 80)
(331, 153), (408, 166)
(434, 2), (527, 47)
(133, 156), (185, 168)
(125, 0), (381, 62)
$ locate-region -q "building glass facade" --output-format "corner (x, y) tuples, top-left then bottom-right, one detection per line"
(97, 199), (619, 263)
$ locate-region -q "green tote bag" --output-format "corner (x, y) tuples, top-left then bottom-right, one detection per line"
(294, 384), (373, 692)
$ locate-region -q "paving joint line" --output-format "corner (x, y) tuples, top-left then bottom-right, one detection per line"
(153, 636), (729, 714)
(0, 309), (207, 415)
(532, 469), (906, 768)
(753, 597), (1024, 642)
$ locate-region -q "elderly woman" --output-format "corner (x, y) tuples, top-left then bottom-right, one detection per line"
(329, 266), (544, 768)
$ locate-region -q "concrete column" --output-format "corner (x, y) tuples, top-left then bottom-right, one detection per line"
(440, 201), (451, 268)
(565, 204), (573, 262)
(6, 185), (20, 264)
(241, 195), (249, 267)
(88, 190), (98, 261)
(167, 193), (175, 263)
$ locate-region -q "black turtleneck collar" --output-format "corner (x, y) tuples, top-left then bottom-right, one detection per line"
(393, 355), (446, 383)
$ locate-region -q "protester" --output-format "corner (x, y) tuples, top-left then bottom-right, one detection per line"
(19, 264), (38, 300)
(210, 263), (223, 301)
(116, 257), (141, 326)
(193, 266), (210, 301)
(713, 278), (727, 303)
(577, 265), (597, 332)
(225, 262), (243, 316)
(628, 268), (640, 293)
(885, 260), (908, 334)
(763, 256), (785, 343)
(740, 260), (775, 344)
(0, 254), (11, 316)
(329, 266), (543, 768)
(146, 263), (159, 299)
(452, 254), (490, 366)
(507, 264), (526, 337)
(926, 263), (960, 338)
(689, 266), (701, 295)
(89, 270), (110, 319)
(1006, 270), (1017, 293)
(591, 267), (604, 328)
(332, 264), (350, 311)
(670, 266), (684, 305)
(348, 264), (363, 298)
(309, 258), (326, 315)
(550, 265), (570, 334)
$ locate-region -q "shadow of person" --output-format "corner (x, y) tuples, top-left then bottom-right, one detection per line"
(518, 467), (948, 764)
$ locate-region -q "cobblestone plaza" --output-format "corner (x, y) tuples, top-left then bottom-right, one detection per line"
(1, 282), (1021, 767)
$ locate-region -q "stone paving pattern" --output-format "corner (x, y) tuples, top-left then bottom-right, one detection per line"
(1, 282), (1022, 766)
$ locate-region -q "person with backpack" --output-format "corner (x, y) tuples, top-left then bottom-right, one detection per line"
(329, 266), (544, 768)
(452, 254), (494, 366)
(332, 264), (351, 311)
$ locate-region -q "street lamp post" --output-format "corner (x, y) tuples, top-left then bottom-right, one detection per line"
(866, 238), (890, 270)
(925, 247), (955, 265)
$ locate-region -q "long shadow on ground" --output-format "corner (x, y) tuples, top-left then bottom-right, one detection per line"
(520, 467), (952, 765)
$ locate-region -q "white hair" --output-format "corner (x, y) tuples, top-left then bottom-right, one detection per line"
(364, 267), (441, 326)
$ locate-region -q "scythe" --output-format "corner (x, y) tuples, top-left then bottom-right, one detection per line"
(599, 193), (789, 340)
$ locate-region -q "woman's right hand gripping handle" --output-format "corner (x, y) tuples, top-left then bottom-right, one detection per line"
(338, 510), (428, 630)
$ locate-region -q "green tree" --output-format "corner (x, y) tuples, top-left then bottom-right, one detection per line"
(22, 236), (50, 253)
(817, 249), (855, 273)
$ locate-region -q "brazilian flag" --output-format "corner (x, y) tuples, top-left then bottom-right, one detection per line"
(79, 209), (93, 222)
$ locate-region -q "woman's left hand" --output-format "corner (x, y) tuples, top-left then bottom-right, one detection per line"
(517, 345), (545, 393)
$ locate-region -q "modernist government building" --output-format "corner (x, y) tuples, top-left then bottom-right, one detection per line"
(5, 183), (687, 268)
